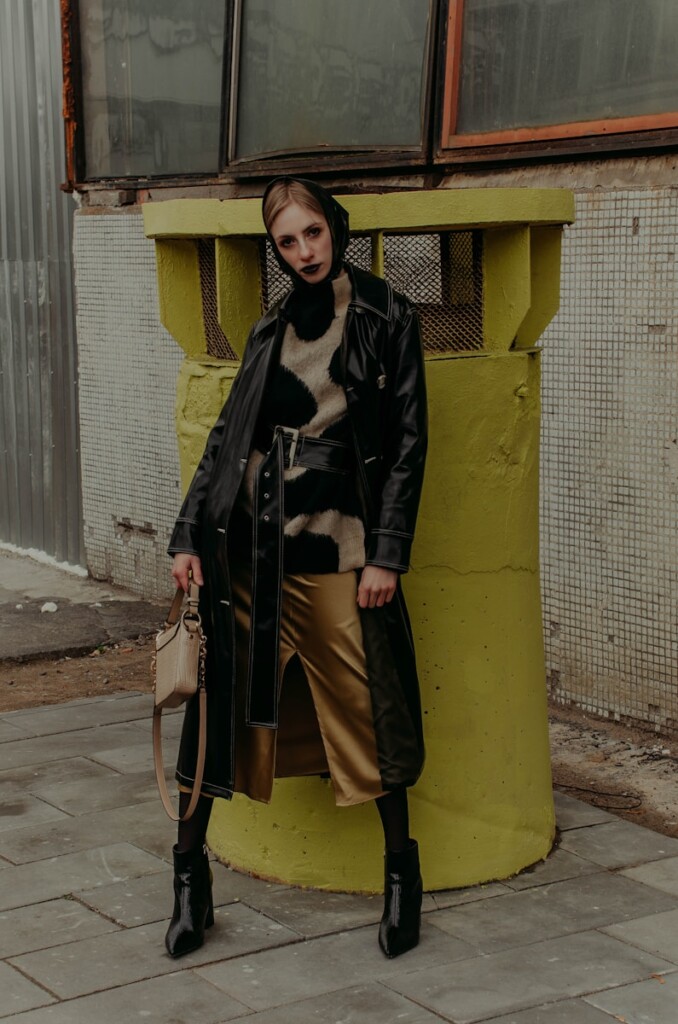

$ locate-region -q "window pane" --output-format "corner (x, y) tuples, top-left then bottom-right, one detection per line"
(458, 0), (678, 134)
(80, 0), (226, 177)
(234, 0), (433, 160)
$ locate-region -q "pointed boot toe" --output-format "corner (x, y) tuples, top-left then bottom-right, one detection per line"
(165, 844), (214, 958)
(378, 839), (423, 959)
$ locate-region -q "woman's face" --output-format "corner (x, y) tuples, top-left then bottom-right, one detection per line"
(270, 202), (333, 284)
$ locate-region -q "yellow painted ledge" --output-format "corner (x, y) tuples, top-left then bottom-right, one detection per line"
(205, 350), (554, 892)
(143, 188), (574, 239)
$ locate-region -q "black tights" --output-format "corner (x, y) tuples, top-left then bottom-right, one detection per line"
(176, 792), (214, 854)
(375, 786), (410, 852)
(176, 786), (410, 854)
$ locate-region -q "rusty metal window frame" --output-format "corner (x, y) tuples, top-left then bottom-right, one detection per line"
(60, 0), (444, 189)
(436, 0), (678, 166)
(60, 0), (678, 190)
(60, 0), (86, 188)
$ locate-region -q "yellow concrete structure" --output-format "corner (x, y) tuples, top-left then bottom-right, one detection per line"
(144, 188), (574, 892)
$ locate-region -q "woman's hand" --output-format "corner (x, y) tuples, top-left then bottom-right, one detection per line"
(171, 553), (204, 593)
(357, 566), (398, 609)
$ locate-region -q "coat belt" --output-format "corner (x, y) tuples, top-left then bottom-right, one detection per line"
(246, 426), (353, 727)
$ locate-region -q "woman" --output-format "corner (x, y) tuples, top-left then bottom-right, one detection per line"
(166, 177), (428, 960)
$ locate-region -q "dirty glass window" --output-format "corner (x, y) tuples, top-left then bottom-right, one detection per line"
(79, 0), (226, 177)
(232, 0), (434, 161)
(456, 0), (678, 135)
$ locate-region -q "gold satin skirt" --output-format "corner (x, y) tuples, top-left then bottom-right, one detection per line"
(231, 561), (385, 807)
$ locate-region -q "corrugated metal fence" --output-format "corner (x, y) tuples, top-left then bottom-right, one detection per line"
(0, 0), (83, 565)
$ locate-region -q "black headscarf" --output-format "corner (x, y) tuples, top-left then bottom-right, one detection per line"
(262, 177), (351, 341)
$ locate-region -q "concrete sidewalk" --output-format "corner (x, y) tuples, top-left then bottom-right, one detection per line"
(0, 549), (163, 662)
(0, 693), (678, 1022)
(1, 551), (678, 1022)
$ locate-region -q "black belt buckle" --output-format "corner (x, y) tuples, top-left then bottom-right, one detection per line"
(274, 425), (300, 468)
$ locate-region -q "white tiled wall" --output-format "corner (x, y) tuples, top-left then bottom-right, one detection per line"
(541, 188), (678, 730)
(73, 209), (183, 599)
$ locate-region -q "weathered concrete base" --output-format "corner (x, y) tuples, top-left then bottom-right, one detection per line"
(209, 351), (555, 891)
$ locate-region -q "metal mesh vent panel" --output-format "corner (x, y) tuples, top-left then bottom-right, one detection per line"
(259, 235), (373, 310)
(197, 240), (238, 360)
(383, 232), (484, 354)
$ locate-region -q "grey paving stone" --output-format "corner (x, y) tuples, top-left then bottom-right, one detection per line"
(0, 719), (36, 742)
(88, 742), (157, 774)
(5, 695), (151, 737)
(223, 983), (443, 1024)
(0, 722), (149, 773)
(0, 794), (70, 833)
(240, 886), (383, 937)
(0, 897), (119, 957)
(553, 791), (615, 830)
(196, 920), (473, 1011)
(384, 931), (676, 1024)
(9, 904), (298, 999)
(429, 871), (678, 954)
(559, 819), (678, 869)
(622, 856), (678, 896)
(586, 970), (678, 1024)
(29, 768), (161, 817)
(128, 711), (184, 740)
(503, 848), (603, 890)
(204, 863), (289, 903)
(0, 962), (55, 1018)
(428, 881), (512, 908)
(74, 870), (178, 927)
(423, 893), (445, 914)
(604, 908), (678, 964)
(0, 971), (250, 1024)
(75, 859), (287, 927)
(482, 999), (625, 1023)
(0, 798), (172, 864)
(0, 842), (165, 911)
(0, 756), (118, 791)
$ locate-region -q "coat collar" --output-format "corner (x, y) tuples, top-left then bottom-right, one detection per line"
(255, 262), (392, 338)
(347, 263), (392, 321)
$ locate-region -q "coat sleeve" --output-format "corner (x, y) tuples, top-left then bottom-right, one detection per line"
(365, 302), (428, 573)
(167, 332), (252, 557)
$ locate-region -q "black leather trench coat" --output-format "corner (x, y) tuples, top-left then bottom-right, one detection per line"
(168, 263), (428, 800)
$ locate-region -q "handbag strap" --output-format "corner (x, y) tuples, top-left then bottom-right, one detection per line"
(153, 684), (207, 821)
(152, 580), (207, 822)
(166, 581), (200, 627)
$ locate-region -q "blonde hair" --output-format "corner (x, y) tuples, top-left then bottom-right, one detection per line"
(262, 180), (325, 234)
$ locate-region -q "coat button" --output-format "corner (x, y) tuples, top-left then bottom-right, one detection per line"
(264, 471), (271, 478)
(263, 514), (270, 522)
(263, 493), (270, 500)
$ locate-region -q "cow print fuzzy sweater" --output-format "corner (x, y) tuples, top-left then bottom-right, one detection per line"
(236, 272), (366, 575)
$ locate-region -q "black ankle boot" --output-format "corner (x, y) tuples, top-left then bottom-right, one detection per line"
(378, 839), (423, 958)
(165, 844), (214, 958)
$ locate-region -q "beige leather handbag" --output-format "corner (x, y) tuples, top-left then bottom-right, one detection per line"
(152, 581), (207, 821)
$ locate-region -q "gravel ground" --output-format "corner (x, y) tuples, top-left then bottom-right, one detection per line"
(550, 704), (678, 839)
